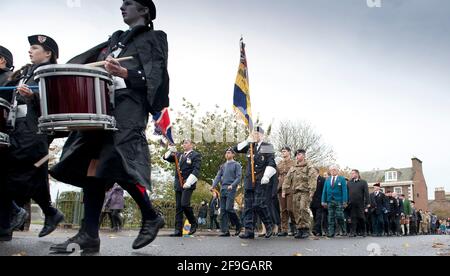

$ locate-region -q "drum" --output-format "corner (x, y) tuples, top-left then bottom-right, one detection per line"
(0, 98), (10, 147)
(34, 64), (116, 133)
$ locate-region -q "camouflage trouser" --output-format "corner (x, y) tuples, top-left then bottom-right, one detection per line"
(327, 201), (345, 236)
(278, 192), (296, 232)
(293, 192), (311, 229)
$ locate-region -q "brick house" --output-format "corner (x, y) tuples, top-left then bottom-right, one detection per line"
(360, 157), (428, 211)
(428, 188), (450, 218)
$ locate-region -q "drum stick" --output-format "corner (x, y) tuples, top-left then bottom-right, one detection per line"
(86, 56), (134, 67)
(0, 86), (39, 91)
(34, 154), (50, 168)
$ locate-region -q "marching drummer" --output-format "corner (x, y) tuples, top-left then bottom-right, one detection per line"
(0, 35), (64, 242)
(0, 45), (14, 241)
(0, 46), (14, 87)
(50, 0), (169, 254)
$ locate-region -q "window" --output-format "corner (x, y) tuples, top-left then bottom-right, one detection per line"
(394, 187), (403, 195)
(380, 188), (385, 193)
(385, 171), (398, 182)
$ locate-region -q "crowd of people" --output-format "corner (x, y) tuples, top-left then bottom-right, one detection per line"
(180, 131), (449, 240)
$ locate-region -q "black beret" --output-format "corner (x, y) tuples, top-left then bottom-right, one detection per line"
(281, 146), (292, 152)
(225, 147), (235, 154)
(134, 0), (156, 20)
(373, 183), (381, 187)
(0, 45), (13, 68)
(254, 126), (264, 134)
(295, 149), (306, 156)
(28, 35), (59, 59)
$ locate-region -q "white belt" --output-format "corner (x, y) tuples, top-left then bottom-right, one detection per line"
(113, 76), (127, 90)
(16, 104), (28, 119)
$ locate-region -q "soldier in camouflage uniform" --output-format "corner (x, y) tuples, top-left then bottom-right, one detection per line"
(282, 149), (317, 239)
(276, 147), (296, 237)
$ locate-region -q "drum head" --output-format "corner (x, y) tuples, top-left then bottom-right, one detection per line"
(0, 98), (11, 110)
(34, 64), (113, 82)
(0, 132), (9, 147)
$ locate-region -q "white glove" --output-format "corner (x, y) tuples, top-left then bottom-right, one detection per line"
(183, 174), (198, 189)
(261, 166), (277, 185)
(164, 146), (177, 159)
(261, 176), (270, 185)
(237, 136), (255, 151)
(183, 183), (192, 189)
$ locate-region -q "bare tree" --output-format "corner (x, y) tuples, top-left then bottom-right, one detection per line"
(272, 120), (335, 167)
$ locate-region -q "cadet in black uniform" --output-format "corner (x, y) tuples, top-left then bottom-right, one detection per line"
(234, 127), (277, 239)
(0, 36), (64, 242)
(163, 139), (202, 237)
(0, 46), (13, 86)
(50, 0), (168, 253)
(0, 45), (14, 241)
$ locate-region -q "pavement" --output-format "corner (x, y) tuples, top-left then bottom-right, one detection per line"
(1, 225), (449, 256)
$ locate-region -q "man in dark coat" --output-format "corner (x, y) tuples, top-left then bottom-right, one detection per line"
(369, 183), (387, 236)
(387, 191), (402, 236)
(310, 168), (327, 236)
(104, 183), (125, 232)
(234, 127), (277, 239)
(50, 0), (167, 253)
(347, 169), (370, 237)
(163, 139), (202, 236)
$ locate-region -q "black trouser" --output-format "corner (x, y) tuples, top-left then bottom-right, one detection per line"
(371, 212), (384, 236)
(209, 214), (220, 230)
(220, 189), (240, 233)
(388, 214), (399, 234)
(311, 207), (328, 235)
(383, 214), (389, 234)
(175, 189), (196, 232)
(265, 182), (280, 227)
(0, 191), (12, 230)
(243, 185), (272, 233)
(351, 216), (367, 235)
(82, 181), (158, 238)
(9, 164), (57, 218)
(111, 210), (122, 229)
(99, 212), (114, 228)
(350, 204), (366, 235)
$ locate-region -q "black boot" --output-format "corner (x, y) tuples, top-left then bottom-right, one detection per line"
(39, 210), (65, 238)
(295, 229), (304, 239)
(289, 223), (297, 236)
(235, 223), (242, 236)
(219, 232), (231, 237)
(0, 228), (12, 242)
(239, 231), (255, 239)
(301, 228), (310, 239)
(49, 231), (100, 254)
(188, 222), (198, 235)
(132, 216), (165, 250)
(10, 208), (29, 231)
(278, 232), (288, 237)
(170, 230), (183, 238)
(265, 225), (274, 239)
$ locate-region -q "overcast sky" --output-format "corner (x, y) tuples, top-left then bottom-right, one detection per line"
(1, 0), (449, 199)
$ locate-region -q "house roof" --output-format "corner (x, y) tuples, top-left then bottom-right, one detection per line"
(360, 167), (414, 183)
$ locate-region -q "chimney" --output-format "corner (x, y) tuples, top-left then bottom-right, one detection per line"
(435, 187), (446, 201)
(412, 157), (423, 171)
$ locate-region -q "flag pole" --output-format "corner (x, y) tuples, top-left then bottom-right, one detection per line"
(250, 138), (256, 188)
